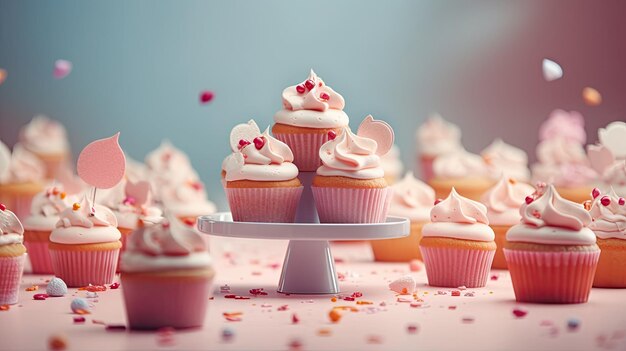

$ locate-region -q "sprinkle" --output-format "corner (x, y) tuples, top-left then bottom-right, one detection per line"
(224, 294), (250, 300)
(532, 209), (541, 219)
(582, 87), (602, 106)
(409, 260), (421, 272)
(567, 318), (580, 331)
(47, 278), (68, 297)
(59, 192), (67, 199)
(0, 304), (9, 311)
(330, 297), (337, 302)
(329, 309), (342, 323)
(249, 288), (268, 296)
(490, 274), (499, 281)
(53, 59), (72, 79)
(304, 79), (315, 90)
(512, 308), (528, 318)
(291, 313), (299, 324)
(462, 316), (475, 324)
(343, 296), (355, 301)
(34, 294), (49, 300)
(79, 285), (106, 292)
(72, 203), (80, 211)
(542, 58), (563, 81)
(222, 327), (235, 341)
(105, 325), (126, 332)
(253, 136), (266, 150)
(0, 69), (6, 85)
(317, 328), (332, 336)
(0, 203), (5, 211)
(508, 178), (517, 185)
(601, 196), (611, 206)
(356, 301), (373, 305)
(351, 291), (363, 298)
(48, 334), (68, 350)
(619, 198), (625, 206)
(109, 282), (120, 289)
(366, 335), (383, 344)
(451, 290), (461, 297)
(328, 130), (337, 140)
(70, 298), (90, 314)
(592, 188), (601, 199)
(407, 324), (419, 334)
(583, 200), (592, 211)
(525, 196), (534, 205)
(277, 305), (289, 311)
(199, 90), (214, 104)
(92, 319), (106, 325)
(296, 85), (305, 94)
(319, 92), (330, 101)
(26, 285), (39, 291)
(73, 316), (86, 323)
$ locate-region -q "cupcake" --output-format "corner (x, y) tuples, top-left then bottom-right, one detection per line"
(312, 116), (394, 223)
(0, 205), (26, 305)
(587, 121), (626, 197)
(22, 186), (72, 274)
(121, 219), (214, 330)
(19, 115), (71, 179)
(588, 188), (626, 288)
(49, 195), (122, 287)
(160, 180), (216, 225)
(223, 120), (303, 222)
(271, 70), (349, 171)
(504, 184), (600, 303)
(532, 110), (597, 203)
(480, 176), (534, 269)
(370, 172), (434, 261)
(481, 139), (531, 182)
(0, 141), (45, 219)
(419, 188), (496, 288)
(380, 145), (403, 184)
(414, 114), (462, 182)
(428, 149), (494, 201)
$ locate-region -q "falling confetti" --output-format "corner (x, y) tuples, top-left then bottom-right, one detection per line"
(582, 87), (602, 106)
(542, 58), (563, 82)
(199, 90), (214, 104)
(0, 69), (7, 85)
(53, 60), (72, 79)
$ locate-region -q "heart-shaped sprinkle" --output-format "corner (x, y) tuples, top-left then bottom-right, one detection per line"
(253, 136), (266, 150)
(592, 188), (601, 199)
(238, 139), (251, 149)
(327, 130), (337, 140)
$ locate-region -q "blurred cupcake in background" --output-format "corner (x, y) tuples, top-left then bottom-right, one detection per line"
(480, 176), (534, 269)
(22, 185), (73, 274)
(481, 138), (531, 182)
(0, 141), (45, 218)
(587, 121), (626, 197)
(588, 188), (626, 288)
(161, 179), (215, 225)
(504, 184), (599, 303)
(272, 70), (349, 171)
(419, 188), (496, 288)
(380, 145), (403, 184)
(19, 115), (71, 179)
(121, 219), (214, 330)
(531, 109), (597, 203)
(0, 205), (26, 305)
(415, 114), (462, 182)
(370, 172), (434, 262)
(429, 149), (493, 201)
(224, 120), (302, 223)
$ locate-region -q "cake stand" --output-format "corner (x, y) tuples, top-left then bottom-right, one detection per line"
(197, 172), (410, 294)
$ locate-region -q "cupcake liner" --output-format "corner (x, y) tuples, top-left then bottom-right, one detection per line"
(23, 239), (54, 274)
(49, 247), (119, 287)
(0, 255), (26, 305)
(226, 186), (303, 223)
(121, 273), (214, 330)
(504, 249), (600, 303)
(420, 246), (495, 288)
(312, 187), (391, 223)
(273, 132), (329, 171)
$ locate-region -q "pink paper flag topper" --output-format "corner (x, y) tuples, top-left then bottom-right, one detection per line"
(357, 115), (394, 156)
(77, 133), (126, 189)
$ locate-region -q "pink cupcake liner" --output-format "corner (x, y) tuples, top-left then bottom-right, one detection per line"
(273, 132), (329, 171)
(121, 273), (214, 330)
(0, 255), (26, 305)
(23, 240), (54, 274)
(49, 247), (119, 287)
(420, 246), (495, 288)
(504, 249), (600, 304)
(312, 187), (392, 223)
(227, 186), (303, 223)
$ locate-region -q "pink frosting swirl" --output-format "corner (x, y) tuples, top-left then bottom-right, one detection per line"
(520, 184), (591, 231)
(588, 188), (626, 240)
(317, 127), (383, 179)
(539, 109), (586, 144)
(389, 173), (435, 222)
(430, 188), (489, 224)
(282, 69), (345, 112)
(56, 195), (118, 229)
(126, 220), (206, 257)
(481, 139), (530, 181)
(481, 176), (535, 226)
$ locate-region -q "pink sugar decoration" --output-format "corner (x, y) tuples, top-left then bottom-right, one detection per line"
(525, 196), (534, 204)
(512, 308), (528, 318)
(253, 136), (266, 150)
(296, 85), (305, 94)
(199, 90), (214, 104)
(600, 196), (611, 206)
(592, 188), (601, 199)
(327, 130), (337, 140)
(77, 133), (126, 189)
(304, 80), (315, 90)
(238, 139), (251, 149)
(319, 92), (330, 101)
(0, 203), (5, 211)
(619, 198), (625, 206)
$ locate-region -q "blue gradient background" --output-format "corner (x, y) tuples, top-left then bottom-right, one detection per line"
(1, 1), (625, 209)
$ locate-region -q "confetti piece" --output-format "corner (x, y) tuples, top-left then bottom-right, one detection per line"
(105, 325), (127, 331)
(48, 334), (68, 350)
(389, 275), (417, 294)
(490, 274), (499, 281)
(512, 308), (528, 318)
(222, 327), (235, 342)
(249, 288), (268, 296)
(109, 282), (120, 289)
(318, 328), (332, 336)
(451, 290), (461, 297)
(53, 60), (72, 79)
(407, 324), (419, 334)
(351, 291), (363, 298)
(25, 285), (39, 291)
(79, 284), (106, 292)
(277, 305), (289, 311)
(582, 87), (602, 106)
(343, 296), (355, 301)
(73, 317), (86, 323)
(567, 318), (580, 331)
(462, 316), (475, 324)
(224, 294), (250, 300)
(291, 313), (300, 324)
(0, 68), (6, 85)
(288, 338), (303, 351)
(409, 259), (421, 272)
(34, 294), (49, 300)
(0, 304), (9, 311)
(366, 335), (383, 344)
(542, 58), (563, 81)
(199, 90), (214, 104)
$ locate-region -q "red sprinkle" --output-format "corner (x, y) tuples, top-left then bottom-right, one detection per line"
(183, 218), (195, 226)
(33, 294), (49, 300)
(109, 282), (120, 289)
(105, 324), (127, 331)
(592, 188), (601, 199)
(351, 292), (363, 298)
(601, 196), (611, 206)
(451, 290), (461, 297)
(407, 324), (419, 334)
(253, 136), (266, 150)
(327, 130), (337, 140)
(249, 288), (268, 296)
(343, 296), (355, 301)
(304, 79), (315, 90)
(277, 305), (289, 311)
(296, 85), (305, 94)
(512, 308), (528, 318)
(525, 196), (534, 204)
(238, 139), (251, 149)
(0, 203), (5, 211)
(292, 313), (299, 324)
(319, 92), (330, 101)
(73, 316), (86, 323)
(620, 198), (625, 206)
(434, 198), (443, 205)
(490, 274), (499, 281)
(199, 90), (214, 104)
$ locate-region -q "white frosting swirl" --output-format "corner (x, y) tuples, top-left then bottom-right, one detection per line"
(0, 208), (24, 246)
(145, 140), (201, 201)
(98, 180), (163, 229)
(316, 127), (383, 180)
(481, 139), (530, 181)
(388, 173), (434, 222)
(50, 195), (121, 244)
(161, 180), (216, 217)
(19, 115), (70, 155)
(589, 188), (626, 240)
(0, 142), (45, 184)
(23, 186), (73, 231)
(415, 114), (463, 156)
(481, 176), (535, 226)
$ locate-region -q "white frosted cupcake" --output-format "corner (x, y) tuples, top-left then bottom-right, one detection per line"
(429, 149), (494, 201)
(481, 139), (531, 182)
(19, 115), (71, 178)
(0, 141), (45, 218)
(0, 205), (26, 305)
(415, 114), (462, 182)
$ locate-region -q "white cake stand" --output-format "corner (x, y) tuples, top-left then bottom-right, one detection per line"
(197, 172), (410, 294)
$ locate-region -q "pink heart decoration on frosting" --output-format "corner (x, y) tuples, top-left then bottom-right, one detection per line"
(77, 133), (126, 189)
(125, 180), (151, 206)
(229, 120), (261, 152)
(587, 144), (615, 175)
(357, 115), (394, 156)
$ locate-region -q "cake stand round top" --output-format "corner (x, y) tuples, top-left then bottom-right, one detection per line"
(197, 213), (410, 241)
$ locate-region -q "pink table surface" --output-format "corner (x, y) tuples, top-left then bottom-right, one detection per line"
(1, 237), (625, 351)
